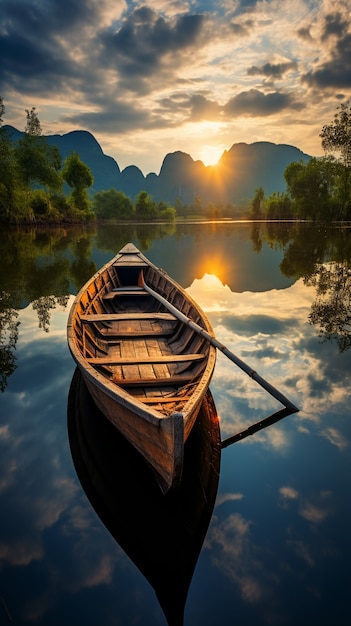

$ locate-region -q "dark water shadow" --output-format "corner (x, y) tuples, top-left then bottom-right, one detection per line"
(67, 368), (221, 626)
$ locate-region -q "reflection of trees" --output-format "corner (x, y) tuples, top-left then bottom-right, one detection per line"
(0, 292), (20, 391)
(255, 223), (351, 352)
(70, 237), (97, 292)
(94, 223), (177, 256)
(32, 294), (70, 333)
(305, 263), (351, 352)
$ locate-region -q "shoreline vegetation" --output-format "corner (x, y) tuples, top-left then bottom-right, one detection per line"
(1, 97), (350, 225)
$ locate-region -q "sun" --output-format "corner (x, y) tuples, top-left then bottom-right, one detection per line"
(198, 144), (223, 167)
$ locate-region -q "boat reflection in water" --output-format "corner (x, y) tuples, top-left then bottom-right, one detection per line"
(67, 368), (221, 626)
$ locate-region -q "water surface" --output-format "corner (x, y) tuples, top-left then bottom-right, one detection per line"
(0, 222), (350, 625)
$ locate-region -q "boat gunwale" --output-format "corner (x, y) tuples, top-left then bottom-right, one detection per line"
(67, 244), (216, 425)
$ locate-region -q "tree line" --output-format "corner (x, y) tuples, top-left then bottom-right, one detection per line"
(250, 102), (351, 221)
(0, 100), (95, 222)
(0, 97), (176, 224)
(1, 95), (350, 223)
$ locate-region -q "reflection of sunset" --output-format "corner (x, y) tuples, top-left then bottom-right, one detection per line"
(194, 251), (232, 288)
(199, 273), (224, 289)
(187, 273), (232, 312)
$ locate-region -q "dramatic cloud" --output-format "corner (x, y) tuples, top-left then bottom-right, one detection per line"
(247, 61), (298, 79)
(224, 89), (302, 116)
(1, 0), (350, 171)
(100, 7), (208, 84)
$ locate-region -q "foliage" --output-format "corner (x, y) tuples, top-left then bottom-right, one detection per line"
(93, 188), (134, 220)
(320, 102), (351, 168)
(319, 102), (351, 215)
(250, 187), (264, 218)
(265, 192), (293, 219)
(25, 107), (42, 136)
(135, 190), (158, 220)
(159, 206), (176, 221)
(306, 263), (351, 353)
(0, 97), (95, 223)
(284, 157), (338, 220)
(16, 134), (62, 191)
(0, 96), (4, 127)
(62, 152), (94, 212)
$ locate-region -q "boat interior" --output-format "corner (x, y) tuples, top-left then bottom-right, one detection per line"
(72, 261), (211, 414)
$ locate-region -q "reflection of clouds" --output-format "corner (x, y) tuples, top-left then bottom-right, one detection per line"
(0, 424), (10, 439)
(299, 503), (329, 524)
(286, 539), (315, 568)
(206, 482), (335, 610)
(0, 299), (136, 624)
(187, 275), (351, 448)
(279, 486), (332, 525)
(215, 492), (244, 507)
(0, 539), (44, 567)
(321, 426), (349, 451)
(206, 512), (265, 603)
(279, 486), (299, 502)
(60, 500), (122, 593)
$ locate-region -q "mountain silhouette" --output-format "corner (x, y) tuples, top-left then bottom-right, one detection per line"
(3, 126), (311, 204)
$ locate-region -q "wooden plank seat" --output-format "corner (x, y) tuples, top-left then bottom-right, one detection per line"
(80, 312), (177, 322)
(112, 375), (194, 387)
(87, 353), (205, 365)
(103, 287), (148, 300)
(137, 395), (192, 404)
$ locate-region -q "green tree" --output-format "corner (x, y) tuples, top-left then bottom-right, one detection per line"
(265, 192), (293, 219)
(62, 152), (93, 211)
(16, 108), (62, 192)
(0, 97), (22, 221)
(0, 96), (4, 126)
(93, 188), (134, 220)
(250, 187), (265, 219)
(25, 107), (42, 136)
(320, 102), (351, 215)
(159, 206), (176, 221)
(135, 190), (158, 220)
(284, 157), (336, 220)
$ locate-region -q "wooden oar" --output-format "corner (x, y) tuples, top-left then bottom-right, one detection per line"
(142, 278), (299, 414)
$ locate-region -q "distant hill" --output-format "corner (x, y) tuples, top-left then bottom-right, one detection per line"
(3, 125), (311, 204)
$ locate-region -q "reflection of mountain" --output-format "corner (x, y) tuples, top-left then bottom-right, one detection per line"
(305, 263), (351, 352)
(3, 125), (310, 203)
(67, 369), (221, 626)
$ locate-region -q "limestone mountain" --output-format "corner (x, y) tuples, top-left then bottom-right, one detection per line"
(3, 126), (311, 204)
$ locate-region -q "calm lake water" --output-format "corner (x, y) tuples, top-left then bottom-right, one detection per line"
(0, 221), (350, 625)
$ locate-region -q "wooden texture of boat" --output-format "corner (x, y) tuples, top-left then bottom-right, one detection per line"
(67, 368), (221, 626)
(67, 242), (216, 494)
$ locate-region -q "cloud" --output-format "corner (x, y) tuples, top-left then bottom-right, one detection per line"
(224, 89), (303, 116)
(247, 61), (298, 79)
(303, 34), (351, 89)
(321, 10), (349, 41)
(99, 7), (208, 90)
(1, 0), (351, 172)
(302, 2), (351, 89)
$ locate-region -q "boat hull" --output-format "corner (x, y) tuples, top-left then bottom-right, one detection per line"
(67, 242), (216, 493)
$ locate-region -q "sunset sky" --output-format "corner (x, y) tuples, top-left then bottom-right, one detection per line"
(1, 0), (350, 173)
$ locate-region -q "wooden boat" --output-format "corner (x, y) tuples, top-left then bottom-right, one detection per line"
(67, 242), (216, 494)
(67, 368), (221, 626)
(67, 369), (297, 624)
